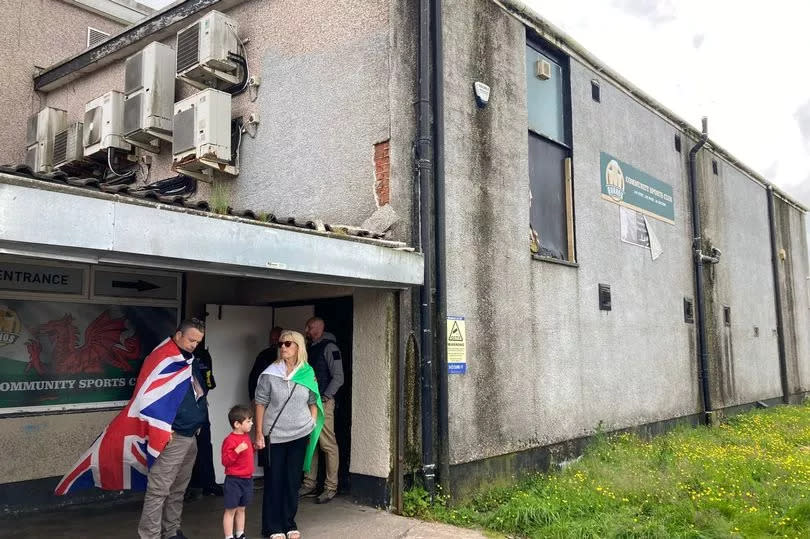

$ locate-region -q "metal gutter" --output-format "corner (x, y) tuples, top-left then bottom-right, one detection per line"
(35, 0), (247, 92)
(0, 175), (424, 288)
(495, 0), (807, 214)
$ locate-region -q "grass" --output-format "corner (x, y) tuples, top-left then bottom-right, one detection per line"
(405, 402), (810, 538)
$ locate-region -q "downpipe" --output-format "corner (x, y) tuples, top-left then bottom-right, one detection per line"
(432, 0), (450, 496)
(416, 0), (436, 499)
(688, 117), (716, 423)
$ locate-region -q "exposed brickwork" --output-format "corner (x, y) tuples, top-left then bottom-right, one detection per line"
(374, 140), (390, 206)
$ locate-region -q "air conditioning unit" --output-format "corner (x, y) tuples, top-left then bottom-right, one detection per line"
(172, 88), (236, 180)
(53, 122), (87, 170)
(176, 10), (241, 90)
(25, 107), (67, 173)
(124, 42), (176, 151)
(83, 91), (131, 158)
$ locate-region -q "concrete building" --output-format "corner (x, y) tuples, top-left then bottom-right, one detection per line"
(0, 0), (807, 516)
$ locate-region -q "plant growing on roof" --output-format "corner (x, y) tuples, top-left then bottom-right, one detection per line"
(210, 180), (231, 215)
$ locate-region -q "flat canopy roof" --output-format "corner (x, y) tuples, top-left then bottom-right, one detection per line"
(0, 174), (423, 288)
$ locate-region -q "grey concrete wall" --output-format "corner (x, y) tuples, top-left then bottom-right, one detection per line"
(351, 288), (395, 478)
(774, 197), (810, 394)
(698, 156), (781, 407)
(0, 0), (123, 165)
(39, 0), (417, 240)
(442, 0), (699, 466)
(0, 410), (116, 482)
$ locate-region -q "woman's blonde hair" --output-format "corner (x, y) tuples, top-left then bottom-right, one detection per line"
(275, 329), (308, 369)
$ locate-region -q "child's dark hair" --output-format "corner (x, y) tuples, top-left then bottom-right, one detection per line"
(228, 404), (252, 427)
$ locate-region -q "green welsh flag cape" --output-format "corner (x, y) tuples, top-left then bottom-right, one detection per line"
(290, 363), (325, 472)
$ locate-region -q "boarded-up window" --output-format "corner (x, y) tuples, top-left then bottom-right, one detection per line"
(526, 42), (574, 262)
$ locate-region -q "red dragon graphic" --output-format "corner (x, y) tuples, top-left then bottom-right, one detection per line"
(25, 311), (141, 375)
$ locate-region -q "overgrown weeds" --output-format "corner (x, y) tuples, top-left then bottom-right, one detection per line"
(405, 403), (810, 538)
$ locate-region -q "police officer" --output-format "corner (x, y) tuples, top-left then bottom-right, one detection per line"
(298, 317), (343, 504)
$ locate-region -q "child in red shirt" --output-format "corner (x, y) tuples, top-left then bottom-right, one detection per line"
(221, 405), (255, 539)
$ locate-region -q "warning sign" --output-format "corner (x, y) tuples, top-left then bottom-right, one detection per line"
(447, 316), (466, 374)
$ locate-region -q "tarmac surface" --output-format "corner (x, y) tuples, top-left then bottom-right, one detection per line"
(5, 493), (487, 539)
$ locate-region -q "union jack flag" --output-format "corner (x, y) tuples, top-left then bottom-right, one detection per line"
(55, 338), (192, 495)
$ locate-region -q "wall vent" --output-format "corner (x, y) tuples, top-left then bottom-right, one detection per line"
(87, 27), (110, 48)
(598, 284), (612, 311)
(683, 297), (694, 323)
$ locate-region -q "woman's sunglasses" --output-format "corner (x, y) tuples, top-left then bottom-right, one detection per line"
(280, 341), (296, 348)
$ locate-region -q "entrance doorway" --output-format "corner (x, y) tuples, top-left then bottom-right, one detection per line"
(203, 297), (353, 492)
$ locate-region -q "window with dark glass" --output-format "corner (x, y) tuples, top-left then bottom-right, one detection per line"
(526, 42), (574, 262)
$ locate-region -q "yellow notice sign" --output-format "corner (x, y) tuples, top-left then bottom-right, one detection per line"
(447, 316), (466, 374)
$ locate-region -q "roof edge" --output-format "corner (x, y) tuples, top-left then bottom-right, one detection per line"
(35, 0), (247, 92)
(495, 0), (807, 213)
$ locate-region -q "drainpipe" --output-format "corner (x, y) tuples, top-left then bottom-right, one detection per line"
(417, 0), (436, 498)
(432, 0), (450, 495)
(767, 186), (790, 403)
(688, 117), (714, 423)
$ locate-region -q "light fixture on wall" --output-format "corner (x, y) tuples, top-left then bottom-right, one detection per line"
(473, 81), (490, 108)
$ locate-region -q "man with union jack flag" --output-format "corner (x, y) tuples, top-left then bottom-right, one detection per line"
(55, 318), (209, 539)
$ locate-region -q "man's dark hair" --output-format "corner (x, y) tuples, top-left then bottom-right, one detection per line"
(176, 318), (205, 334)
(228, 404), (252, 427)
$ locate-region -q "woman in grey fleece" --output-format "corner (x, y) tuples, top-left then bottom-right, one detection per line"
(254, 330), (319, 539)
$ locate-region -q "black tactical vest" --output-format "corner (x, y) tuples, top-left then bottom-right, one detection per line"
(308, 336), (336, 395)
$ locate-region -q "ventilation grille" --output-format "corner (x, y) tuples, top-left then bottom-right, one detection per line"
(53, 130), (68, 165)
(87, 27), (110, 48)
(125, 51), (143, 94)
(173, 107), (196, 154)
(124, 93), (142, 135)
(176, 23), (200, 74)
(83, 106), (103, 146)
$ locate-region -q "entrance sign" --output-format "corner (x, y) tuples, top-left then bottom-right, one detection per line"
(447, 316), (467, 374)
(600, 151), (675, 224)
(0, 299), (177, 413)
(0, 262), (85, 295)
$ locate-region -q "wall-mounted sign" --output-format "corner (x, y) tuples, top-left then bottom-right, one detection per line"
(0, 262), (85, 295)
(601, 152), (675, 224)
(447, 316), (467, 374)
(0, 299), (177, 413)
(93, 270), (179, 301)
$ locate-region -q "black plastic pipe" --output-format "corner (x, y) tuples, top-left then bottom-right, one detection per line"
(688, 117), (712, 420)
(766, 187), (791, 403)
(417, 0), (436, 498)
(431, 0), (450, 494)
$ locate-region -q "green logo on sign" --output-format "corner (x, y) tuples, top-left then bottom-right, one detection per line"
(600, 152), (675, 224)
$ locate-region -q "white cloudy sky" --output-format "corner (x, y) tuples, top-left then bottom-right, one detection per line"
(140, 0), (810, 203)
(525, 0), (810, 204)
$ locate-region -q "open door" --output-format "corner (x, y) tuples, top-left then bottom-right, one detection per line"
(205, 304), (274, 482)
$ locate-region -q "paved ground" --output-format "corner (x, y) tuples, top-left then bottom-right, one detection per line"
(4, 494), (486, 538)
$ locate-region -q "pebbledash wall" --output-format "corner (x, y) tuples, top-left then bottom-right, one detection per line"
(440, 0), (810, 496)
(0, 0), (416, 512)
(0, 0), (125, 167)
(39, 0), (418, 240)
